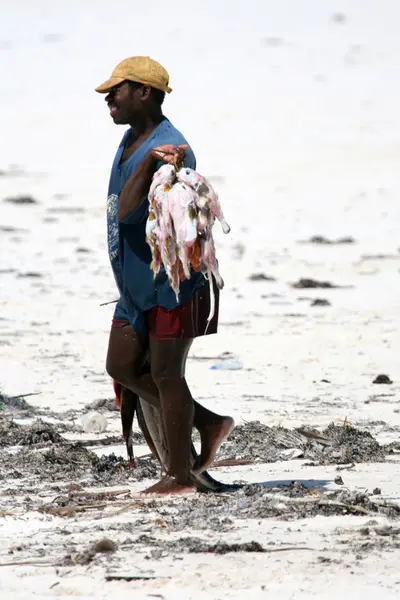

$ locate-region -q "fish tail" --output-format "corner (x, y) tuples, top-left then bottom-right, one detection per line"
(113, 379), (122, 408)
(204, 268), (215, 335)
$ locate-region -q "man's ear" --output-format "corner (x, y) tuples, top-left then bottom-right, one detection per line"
(140, 86), (152, 101)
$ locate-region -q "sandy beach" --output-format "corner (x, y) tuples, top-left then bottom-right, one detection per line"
(1, 1), (400, 598)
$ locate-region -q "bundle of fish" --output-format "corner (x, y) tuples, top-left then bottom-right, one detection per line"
(146, 164), (230, 324)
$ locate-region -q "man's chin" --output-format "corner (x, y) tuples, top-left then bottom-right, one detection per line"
(111, 114), (128, 125)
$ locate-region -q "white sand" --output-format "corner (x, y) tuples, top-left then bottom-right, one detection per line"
(1, 0), (400, 597)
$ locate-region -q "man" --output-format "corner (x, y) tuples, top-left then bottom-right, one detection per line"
(95, 56), (233, 495)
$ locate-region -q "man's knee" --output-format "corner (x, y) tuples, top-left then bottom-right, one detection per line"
(106, 354), (121, 381)
(106, 359), (140, 384)
(106, 354), (144, 384)
(150, 340), (189, 388)
(150, 360), (170, 389)
(106, 328), (148, 383)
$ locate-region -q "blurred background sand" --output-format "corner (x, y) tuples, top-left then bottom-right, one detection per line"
(1, 0), (400, 433)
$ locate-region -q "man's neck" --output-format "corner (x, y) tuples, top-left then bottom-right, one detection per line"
(129, 112), (164, 138)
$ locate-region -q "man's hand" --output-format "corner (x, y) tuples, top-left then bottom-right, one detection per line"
(151, 144), (188, 168)
(118, 144), (188, 222)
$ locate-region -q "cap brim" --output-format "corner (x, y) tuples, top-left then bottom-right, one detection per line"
(95, 77), (125, 93)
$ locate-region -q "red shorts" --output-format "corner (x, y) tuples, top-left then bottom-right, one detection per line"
(112, 280), (219, 341)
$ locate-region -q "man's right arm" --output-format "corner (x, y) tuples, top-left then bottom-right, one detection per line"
(117, 153), (156, 222)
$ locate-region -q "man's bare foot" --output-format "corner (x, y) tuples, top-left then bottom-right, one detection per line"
(141, 475), (196, 496)
(193, 416), (235, 475)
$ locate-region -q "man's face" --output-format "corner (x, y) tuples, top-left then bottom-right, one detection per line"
(105, 81), (143, 124)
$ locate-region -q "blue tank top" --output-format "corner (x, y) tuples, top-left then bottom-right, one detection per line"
(107, 117), (205, 332)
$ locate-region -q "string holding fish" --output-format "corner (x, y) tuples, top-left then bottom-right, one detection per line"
(146, 159), (231, 331)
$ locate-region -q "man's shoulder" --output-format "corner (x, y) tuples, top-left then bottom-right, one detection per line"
(153, 119), (196, 169)
(152, 119), (190, 148)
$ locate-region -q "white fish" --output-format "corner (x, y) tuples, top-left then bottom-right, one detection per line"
(147, 164), (175, 236)
(177, 167), (231, 234)
(146, 164), (177, 277)
(146, 164), (230, 325)
(149, 164), (176, 201)
(167, 183), (198, 245)
(202, 233), (224, 290)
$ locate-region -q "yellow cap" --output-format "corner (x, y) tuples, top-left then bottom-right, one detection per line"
(95, 56), (172, 94)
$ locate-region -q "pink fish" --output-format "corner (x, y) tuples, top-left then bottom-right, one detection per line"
(147, 164), (177, 279)
(146, 164), (230, 319)
(177, 168), (231, 234)
(149, 164), (176, 201)
(167, 182), (198, 246)
(202, 235), (224, 290)
(147, 163), (176, 240)
(200, 235), (224, 334)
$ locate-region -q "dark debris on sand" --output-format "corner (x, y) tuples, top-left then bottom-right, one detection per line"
(132, 535), (266, 555)
(292, 278), (342, 289)
(236, 484), (400, 521)
(311, 298), (331, 307)
(373, 374), (393, 385)
(0, 417), (69, 448)
(0, 412), (159, 492)
(248, 273), (276, 282)
(220, 420), (388, 465)
(0, 439), (158, 487)
(298, 235), (355, 245)
(84, 397), (120, 413)
(0, 391), (37, 413)
(3, 195), (38, 204)
(0, 405), (398, 527)
(151, 481), (400, 529)
(111, 486), (400, 553)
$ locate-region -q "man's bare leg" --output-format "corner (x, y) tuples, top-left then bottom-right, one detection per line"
(192, 411), (234, 475)
(175, 335), (234, 475)
(106, 325), (233, 481)
(144, 337), (195, 492)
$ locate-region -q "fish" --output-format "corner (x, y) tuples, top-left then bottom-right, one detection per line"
(202, 233), (224, 290)
(166, 182), (198, 247)
(148, 163), (176, 201)
(177, 167), (231, 234)
(198, 235), (224, 334)
(116, 383), (240, 494)
(167, 182), (199, 282)
(146, 164), (230, 327)
(119, 385), (137, 469)
(147, 165), (177, 278)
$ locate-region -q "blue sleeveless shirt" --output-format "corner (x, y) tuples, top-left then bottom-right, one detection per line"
(107, 117), (206, 332)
